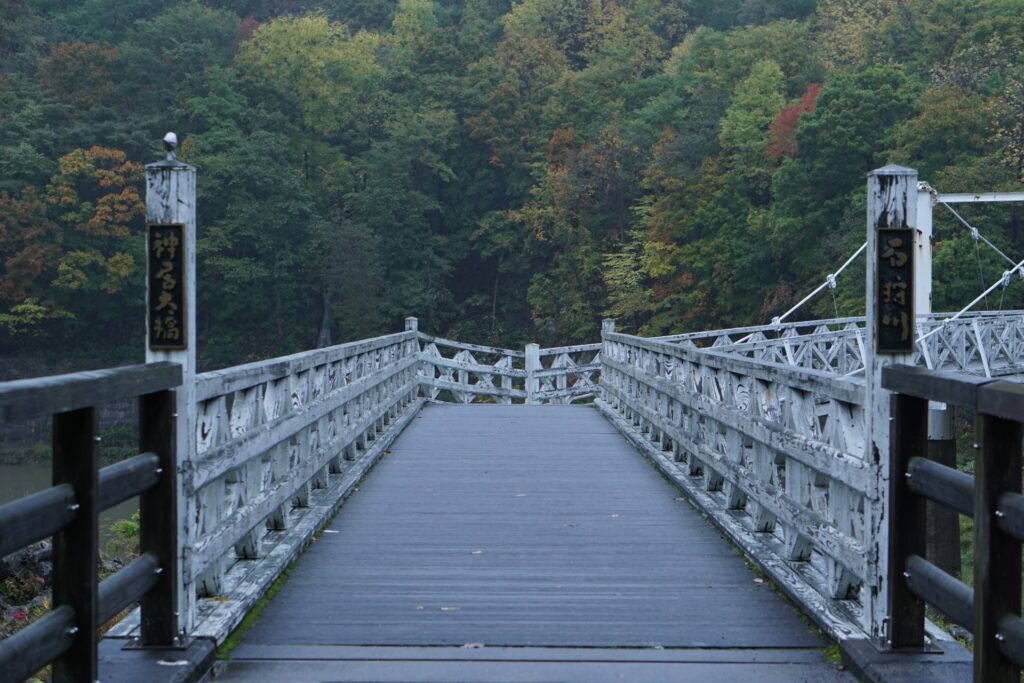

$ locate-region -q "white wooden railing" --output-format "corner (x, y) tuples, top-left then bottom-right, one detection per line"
(109, 319), (602, 642)
(104, 310), (1022, 646)
(112, 330), (424, 642)
(659, 312), (1024, 378)
(418, 333), (526, 403)
(595, 310), (1023, 642)
(416, 324), (600, 405)
(596, 322), (872, 640)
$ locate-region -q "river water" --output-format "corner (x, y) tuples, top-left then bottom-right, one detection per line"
(0, 463), (138, 544)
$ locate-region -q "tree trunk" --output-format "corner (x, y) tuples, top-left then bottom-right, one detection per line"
(316, 287), (332, 348)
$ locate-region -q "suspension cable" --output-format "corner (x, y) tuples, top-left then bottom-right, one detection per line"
(939, 201), (1019, 268)
(770, 242), (867, 328)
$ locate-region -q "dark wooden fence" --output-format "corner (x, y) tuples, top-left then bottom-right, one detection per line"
(884, 364), (1024, 683)
(0, 363), (182, 683)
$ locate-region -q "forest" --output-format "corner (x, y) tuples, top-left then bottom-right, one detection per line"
(0, 0), (1022, 369)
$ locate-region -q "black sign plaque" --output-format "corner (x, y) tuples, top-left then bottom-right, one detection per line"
(148, 223), (186, 351)
(876, 228), (915, 353)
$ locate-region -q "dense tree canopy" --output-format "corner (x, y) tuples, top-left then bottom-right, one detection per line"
(0, 0), (1022, 367)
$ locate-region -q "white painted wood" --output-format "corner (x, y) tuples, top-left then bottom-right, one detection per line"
(145, 154), (196, 637)
(524, 344), (540, 404)
(936, 191), (1024, 203)
(865, 164), (918, 642)
(916, 186), (933, 317)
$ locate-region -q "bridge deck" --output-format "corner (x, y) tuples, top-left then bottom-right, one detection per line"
(217, 404), (851, 682)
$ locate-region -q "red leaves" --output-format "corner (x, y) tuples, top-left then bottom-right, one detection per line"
(767, 83), (821, 161)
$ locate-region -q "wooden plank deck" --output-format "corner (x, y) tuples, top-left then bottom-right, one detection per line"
(217, 404), (852, 682)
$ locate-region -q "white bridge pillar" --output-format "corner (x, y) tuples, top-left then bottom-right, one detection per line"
(865, 164), (918, 642)
(145, 138), (197, 636)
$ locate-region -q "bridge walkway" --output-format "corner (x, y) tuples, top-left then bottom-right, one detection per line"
(215, 404), (852, 682)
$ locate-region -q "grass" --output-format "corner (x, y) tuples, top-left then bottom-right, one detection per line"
(216, 558), (299, 660)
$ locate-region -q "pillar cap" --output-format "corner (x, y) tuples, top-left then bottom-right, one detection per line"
(146, 159), (195, 171)
(868, 164), (917, 177)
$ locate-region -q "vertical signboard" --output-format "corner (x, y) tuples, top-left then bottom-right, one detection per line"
(148, 223), (186, 350)
(876, 227), (915, 353)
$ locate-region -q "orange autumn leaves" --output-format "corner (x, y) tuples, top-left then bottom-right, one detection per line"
(0, 146), (144, 324)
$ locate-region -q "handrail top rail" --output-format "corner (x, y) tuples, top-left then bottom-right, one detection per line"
(0, 361), (182, 423)
(883, 364), (1024, 419)
(416, 332), (526, 358)
(196, 331), (414, 401)
(538, 342), (602, 356)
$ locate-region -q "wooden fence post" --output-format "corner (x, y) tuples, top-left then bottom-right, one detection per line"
(145, 137), (196, 637)
(865, 164), (918, 643)
(139, 389), (179, 645)
(974, 405), (1022, 683)
(525, 344), (540, 405)
(51, 407), (98, 683)
(888, 392), (927, 648)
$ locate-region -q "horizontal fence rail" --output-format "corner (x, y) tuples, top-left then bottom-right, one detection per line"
(884, 364), (1024, 683)
(0, 362), (182, 683)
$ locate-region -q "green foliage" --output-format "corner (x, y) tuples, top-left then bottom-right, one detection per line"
(0, 0), (1022, 366)
(105, 513), (141, 566)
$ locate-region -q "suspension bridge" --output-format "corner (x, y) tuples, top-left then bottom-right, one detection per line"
(2, 160), (1024, 683)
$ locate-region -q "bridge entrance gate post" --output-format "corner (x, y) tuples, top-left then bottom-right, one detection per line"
(144, 141), (198, 638)
(864, 165), (920, 645)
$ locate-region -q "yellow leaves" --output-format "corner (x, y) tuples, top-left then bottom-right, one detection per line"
(812, 0), (906, 69)
(642, 240), (678, 279)
(103, 253), (135, 293)
(54, 251), (101, 290)
(52, 250), (134, 293)
(1, 145), (145, 308)
(48, 146), (144, 236)
(237, 15), (384, 137)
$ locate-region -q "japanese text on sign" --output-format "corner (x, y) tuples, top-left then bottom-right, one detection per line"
(148, 224), (186, 350)
(876, 228), (914, 353)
